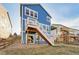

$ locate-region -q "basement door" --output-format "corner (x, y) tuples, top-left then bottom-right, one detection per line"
(27, 34), (35, 44)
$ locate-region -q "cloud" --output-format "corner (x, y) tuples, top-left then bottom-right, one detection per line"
(51, 16), (79, 30)
(42, 4), (79, 30)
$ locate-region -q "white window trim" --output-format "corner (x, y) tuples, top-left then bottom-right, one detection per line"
(40, 23), (50, 32)
(33, 11), (38, 19)
(25, 7), (38, 19)
(46, 16), (51, 22)
(25, 7), (30, 16)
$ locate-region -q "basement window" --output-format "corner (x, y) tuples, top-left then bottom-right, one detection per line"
(43, 25), (46, 30)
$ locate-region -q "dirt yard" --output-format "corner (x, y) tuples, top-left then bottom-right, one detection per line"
(0, 44), (79, 55)
(0, 36), (79, 55)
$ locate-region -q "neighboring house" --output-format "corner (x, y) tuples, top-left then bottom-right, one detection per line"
(20, 4), (54, 46)
(0, 4), (12, 39)
(51, 24), (79, 44)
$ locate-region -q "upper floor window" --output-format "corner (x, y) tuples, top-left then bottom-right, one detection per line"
(26, 9), (29, 16)
(25, 7), (38, 19)
(46, 16), (51, 22)
(30, 11), (33, 17)
(34, 13), (37, 18)
(47, 26), (49, 31)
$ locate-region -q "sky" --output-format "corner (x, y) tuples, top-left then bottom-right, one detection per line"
(2, 3), (79, 34)
(2, 3), (20, 35)
(42, 3), (79, 29)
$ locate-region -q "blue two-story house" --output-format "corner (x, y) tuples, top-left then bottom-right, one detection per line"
(20, 4), (53, 46)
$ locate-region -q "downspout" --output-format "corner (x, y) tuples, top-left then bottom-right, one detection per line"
(7, 12), (12, 34)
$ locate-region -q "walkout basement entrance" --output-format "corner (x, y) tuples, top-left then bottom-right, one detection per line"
(27, 34), (35, 44)
(26, 27), (36, 44)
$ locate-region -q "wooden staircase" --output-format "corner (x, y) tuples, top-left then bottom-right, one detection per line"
(27, 25), (53, 46)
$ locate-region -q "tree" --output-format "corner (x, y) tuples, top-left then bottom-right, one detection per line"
(14, 33), (17, 37)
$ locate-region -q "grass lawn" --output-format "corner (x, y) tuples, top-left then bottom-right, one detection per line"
(1, 44), (79, 55)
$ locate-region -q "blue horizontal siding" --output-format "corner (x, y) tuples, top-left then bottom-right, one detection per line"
(21, 4), (51, 25)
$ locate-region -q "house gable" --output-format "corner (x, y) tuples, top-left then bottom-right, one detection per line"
(20, 4), (51, 25)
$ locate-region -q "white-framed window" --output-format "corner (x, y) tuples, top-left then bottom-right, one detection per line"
(46, 16), (51, 22)
(25, 7), (30, 16)
(30, 11), (33, 17)
(47, 26), (49, 31)
(34, 12), (38, 19)
(43, 25), (46, 30)
(25, 7), (38, 19)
